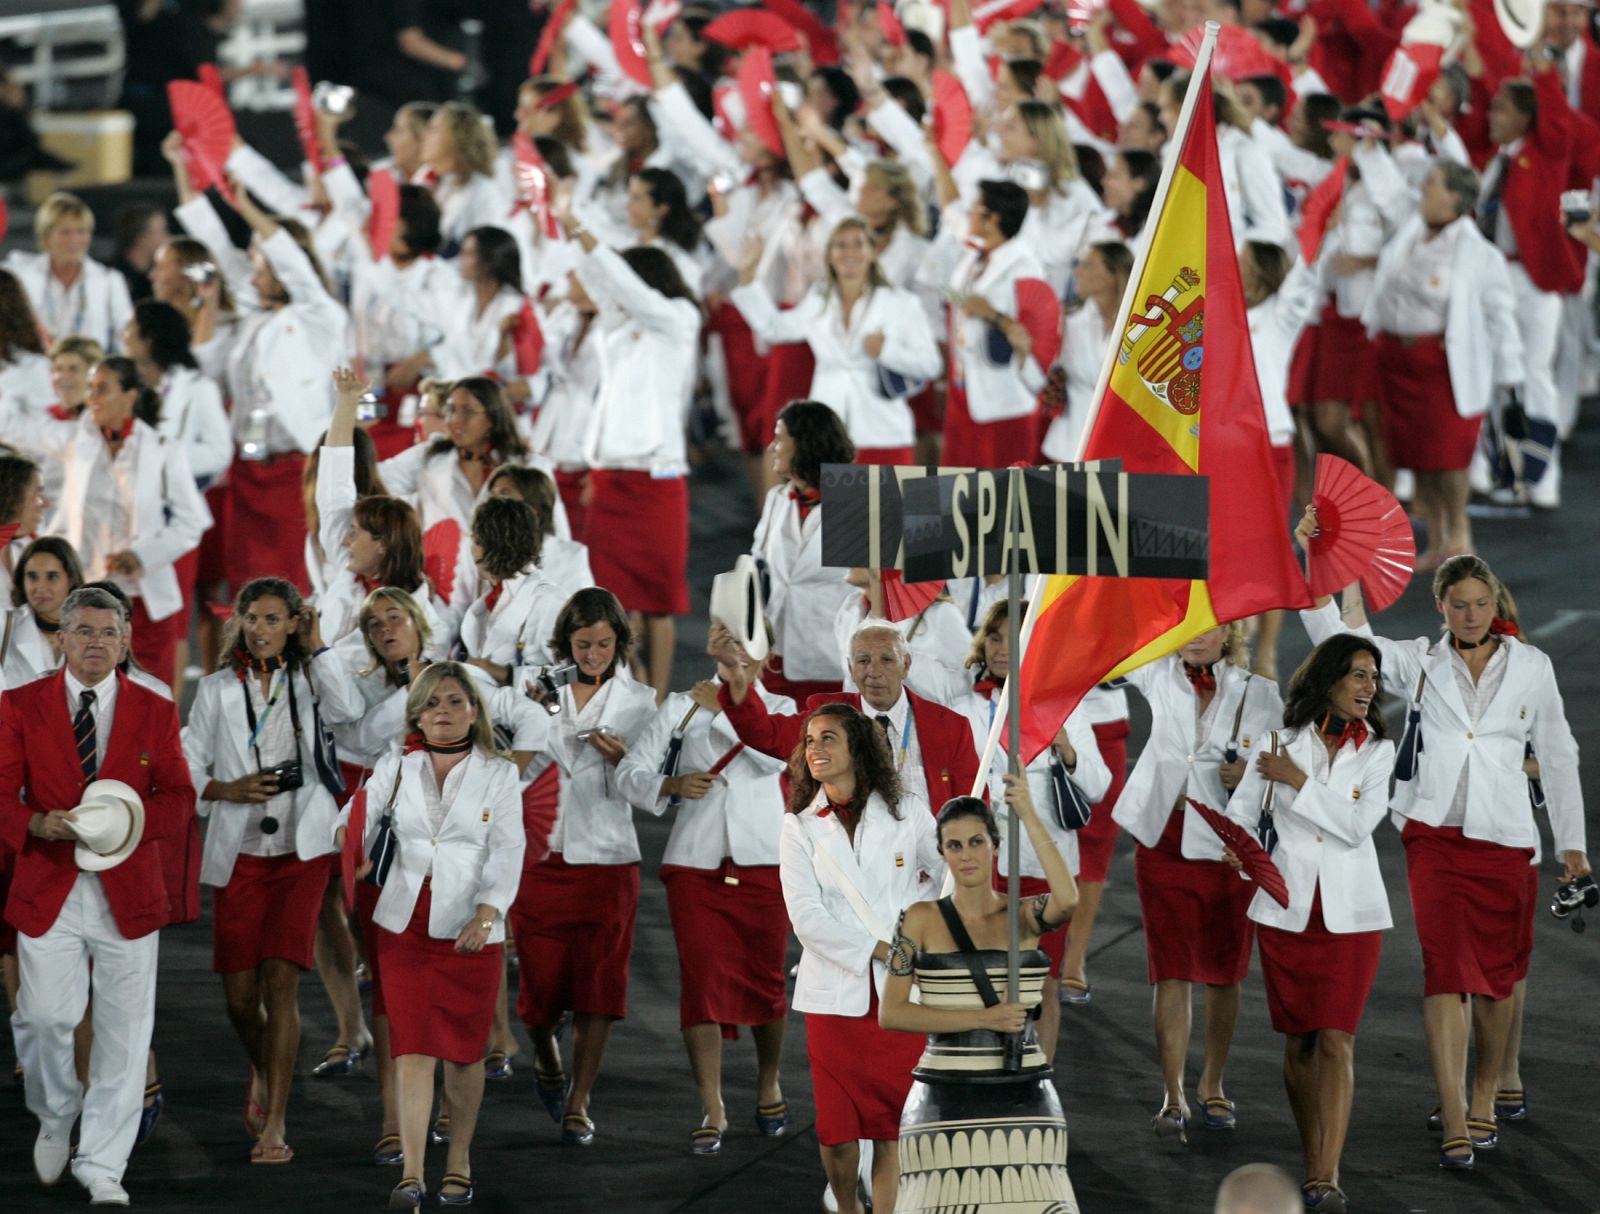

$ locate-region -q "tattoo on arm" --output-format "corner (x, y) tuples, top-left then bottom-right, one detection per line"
(1029, 892), (1058, 931)
(887, 910), (915, 976)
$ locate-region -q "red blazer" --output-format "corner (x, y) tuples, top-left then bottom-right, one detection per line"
(718, 684), (981, 815)
(1499, 70), (1586, 296)
(0, 671), (196, 940)
(1580, 37), (1600, 126)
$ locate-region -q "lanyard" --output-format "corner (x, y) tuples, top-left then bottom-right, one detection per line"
(891, 709), (912, 772)
(242, 668), (300, 769)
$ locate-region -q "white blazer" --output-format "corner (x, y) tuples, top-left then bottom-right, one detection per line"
(0, 413), (210, 622)
(1041, 303), (1111, 462)
(1218, 123), (1292, 249)
(183, 650), (365, 887)
(1226, 725), (1395, 933)
(0, 352), (57, 416)
(177, 197), (348, 454)
(1021, 182), (1111, 300)
(156, 365), (233, 483)
(577, 244), (700, 475)
(433, 172), (515, 251)
(431, 279), (523, 382)
(751, 485), (856, 683)
(729, 280), (942, 450)
(943, 238), (1051, 422)
(529, 300), (603, 470)
(1362, 214), (1524, 420)
(456, 570), (564, 685)
(357, 748), (525, 943)
(780, 789), (944, 1016)
(2, 251), (132, 351)
(0, 608), (60, 688)
(1302, 601), (1584, 853)
(615, 684), (796, 869)
(544, 672), (659, 865)
(1114, 657), (1285, 859)
(1247, 258), (1323, 447)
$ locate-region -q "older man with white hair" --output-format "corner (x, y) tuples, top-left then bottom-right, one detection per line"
(0, 586), (195, 1207)
(711, 619), (980, 815)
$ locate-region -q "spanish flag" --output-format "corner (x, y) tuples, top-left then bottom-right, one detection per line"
(1015, 25), (1309, 761)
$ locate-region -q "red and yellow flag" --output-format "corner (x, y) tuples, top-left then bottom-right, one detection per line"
(1016, 38), (1309, 760)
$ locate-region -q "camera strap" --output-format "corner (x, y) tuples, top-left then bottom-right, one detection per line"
(242, 668), (296, 771)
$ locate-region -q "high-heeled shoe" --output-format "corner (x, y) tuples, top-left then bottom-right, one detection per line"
(1201, 1097), (1237, 1130)
(387, 1177), (424, 1209)
(312, 1042), (364, 1078)
(1494, 1088), (1529, 1122)
(1438, 1137), (1474, 1170)
(483, 1050), (513, 1081)
(1466, 1116), (1499, 1150)
(1302, 1180), (1348, 1213)
(438, 1173), (475, 1206)
(754, 1101), (789, 1137)
(562, 1113), (595, 1146)
(371, 1134), (402, 1166)
(430, 1113), (451, 1145)
(135, 1081), (164, 1146)
(535, 1070), (570, 1124)
(1151, 1105), (1188, 1144)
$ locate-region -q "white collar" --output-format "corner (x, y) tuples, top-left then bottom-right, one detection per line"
(862, 689), (909, 729)
(66, 667), (117, 701)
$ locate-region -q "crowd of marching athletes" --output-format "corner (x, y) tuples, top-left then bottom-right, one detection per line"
(0, 0), (1594, 1210)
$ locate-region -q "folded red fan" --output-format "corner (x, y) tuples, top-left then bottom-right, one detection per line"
(513, 298), (544, 377)
(876, 2), (908, 47)
(529, 0), (577, 77)
(290, 66), (321, 174)
(1186, 798), (1290, 909)
(366, 168), (400, 261)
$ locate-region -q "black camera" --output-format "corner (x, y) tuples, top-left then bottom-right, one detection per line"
(264, 761), (304, 793)
(534, 664), (581, 714)
(1551, 875), (1599, 932)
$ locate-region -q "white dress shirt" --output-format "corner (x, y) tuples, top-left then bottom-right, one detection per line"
(1369, 222), (1459, 337)
(1442, 643), (1510, 829)
(65, 667), (119, 769)
(237, 669), (301, 858)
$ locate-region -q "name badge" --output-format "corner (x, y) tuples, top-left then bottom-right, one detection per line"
(481, 809), (491, 823)
(1351, 787), (1361, 801)
(894, 852), (905, 868)
(139, 752), (150, 766)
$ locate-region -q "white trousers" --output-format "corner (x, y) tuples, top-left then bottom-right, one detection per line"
(1507, 264), (1565, 487)
(13, 872), (158, 1186)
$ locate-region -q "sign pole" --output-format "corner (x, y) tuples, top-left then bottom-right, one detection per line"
(1005, 467), (1023, 1042)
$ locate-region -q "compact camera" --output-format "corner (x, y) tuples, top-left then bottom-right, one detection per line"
(1561, 189), (1594, 228)
(1551, 874), (1599, 932)
(534, 663), (581, 714)
(263, 760), (304, 793)
(356, 391), (389, 422)
(312, 82), (355, 116)
(182, 260), (218, 287)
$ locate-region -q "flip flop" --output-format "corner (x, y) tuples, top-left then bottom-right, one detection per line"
(249, 1141), (293, 1165)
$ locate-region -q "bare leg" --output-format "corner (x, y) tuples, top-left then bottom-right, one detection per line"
(1468, 994), (1515, 1124)
(375, 1015), (398, 1135)
(1313, 1030), (1356, 1185)
(752, 1017), (786, 1107)
(529, 1023), (563, 1077)
(1423, 993), (1471, 1142)
(441, 1059), (486, 1187)
(643, 614), (675, 703)
(821, 1142), (865, 1214)
(257, 958), (302, 1150)
(1253, 611), (1283, 681)
(1060, 882), (1106, 986)
(1037, 978), (1061, 1062)
(1282, 1032), (1321, 1176)
(1439, 469), (1473, 553)
(683, 1022), (726, 1127)
(394, 1054), (436, 1186)
(197, 588), (224, 672)
(565, 1014), (616, 1118)
(1312, 402), (1371, 473)
(1357, 402), (1393, 490)
(1152, 980), (1192, 1118)
(1197, 983), (1241, 1103)
(313, 882), (368, 1051)
(172, 637), (190, 702)
(869, 1139), (900, 1214)
(1292, 415), (1318, 514)
(1498, 979), (1527, 1093)
(74, 1000), (93, 1089)
(489, 950), (518, 1059)
(222, 969), (269, 1094)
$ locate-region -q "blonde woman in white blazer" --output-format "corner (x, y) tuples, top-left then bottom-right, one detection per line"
(753, 401), (859, 702)
(565, 222), (701, 698)
(1223, 635), (1395, 1211)
(181, 577), (363, 1165)
(615, 660), (799, 1155)
(0, 358), (209, 687)
(731, 217), (942, 464)
(902, 597), (1111, 1061)
(1298, 539), (1587, 1171)
(1115, 625), (1285, 1136)
(779, 700), (942, 1214)
(169, 146), (346, 588)
(3, 191), (132, 351)
(513, 588), (658, 1147)
(339, 662), (524, 1210)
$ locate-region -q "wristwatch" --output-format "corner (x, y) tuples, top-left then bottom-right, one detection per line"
(478, 918), (493, 931)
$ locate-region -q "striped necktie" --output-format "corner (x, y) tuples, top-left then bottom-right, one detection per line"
(74, 689), (97, 779)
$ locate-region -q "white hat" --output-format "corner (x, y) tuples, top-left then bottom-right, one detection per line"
(1494, 0), (1548, 47)
(709, 555), (769, 663)
(68, 779), (145, 872)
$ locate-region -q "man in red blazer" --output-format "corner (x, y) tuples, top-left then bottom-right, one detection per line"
(1547, 0), (1600, 123)
(711, 622), (981, 815)
(1, 587), (195, 1207)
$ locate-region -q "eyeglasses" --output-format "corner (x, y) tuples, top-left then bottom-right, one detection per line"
(441, 405), (486, 420)
(68, 627), (122, 641)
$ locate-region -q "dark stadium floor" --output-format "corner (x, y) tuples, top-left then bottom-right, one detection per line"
(4, 426), (1599, 1213)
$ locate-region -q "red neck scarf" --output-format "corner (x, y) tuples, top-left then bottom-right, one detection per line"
(232, 648), (286, 679)
(483, 581), (504, 615)
(101, 416), (134, 448)
(973, 675), (1001, 698)
(1182, 661), (1216, 694)
(819, 796), (862, 832)
(789, 485), (821, 521)
(1320, 711), (1368, 750)
(1453, 617), (1519, 650)
(460, 445), (498, 475)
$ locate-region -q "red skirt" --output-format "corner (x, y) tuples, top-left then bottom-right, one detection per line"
(585, 469), (688, 616)
(554, 469), (588, 543)
(806, 986), (923, 1145)
(173, 545), (202, 627)
(907, 384), (942, 435)
(1257, 887), (1383, 1035)
(1078, 721), (1129, 883)
(510, 853), (639, 1024)
(212, 853), (332, 973)
(1514, 862), (1538, 983)
(1402, 819), (1534, 1000)
(708, 301), (771, 453)
(1307, 310), (1380, 405)
(1133, 806), (1255, 985)
(760, 654), (843, 707)
(758, 341), (817, 449)
(227, 454), (310, 594)
(662, 862), (790, 1033)
(941, 384), (1040, 469)
(1376, 334), (1481, 472)
(128, 594), (180, 689)
(194, 481), (231, 587)
(1287, 326), (1318, 408)
(377, 885), (502, 1064)
(521, 766), (560, 865)
(993, 873), (1065, 977)
(353, 880), (385, 1017)
(856, 446), (915, 466)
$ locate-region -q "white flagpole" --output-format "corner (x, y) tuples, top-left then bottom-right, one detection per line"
(959, 23), (1223, 805)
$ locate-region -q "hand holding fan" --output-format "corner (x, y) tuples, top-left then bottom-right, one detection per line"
(1308, 455), (1416, 613)
(1186, 798), (1290, 909)
(512, 131), (558, 238)
(166, 80), (236, 197)
(930, 70), (972, 168)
